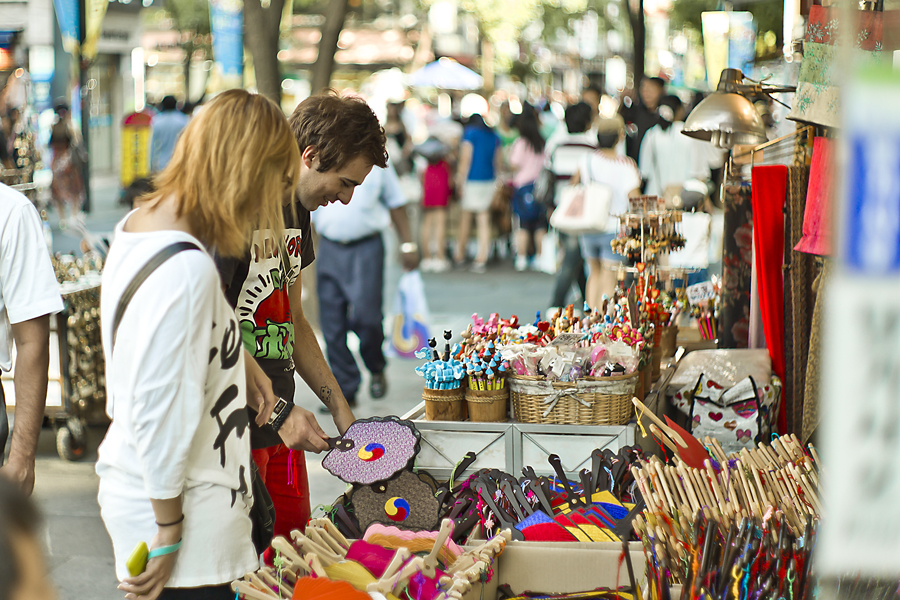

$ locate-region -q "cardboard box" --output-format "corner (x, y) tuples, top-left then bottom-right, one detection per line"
(492, 541), (646, 597)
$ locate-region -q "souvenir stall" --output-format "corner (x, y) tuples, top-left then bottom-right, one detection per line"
(2, 251), (106, 461)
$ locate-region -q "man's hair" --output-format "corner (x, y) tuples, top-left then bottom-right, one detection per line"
(161, 95), (178, 111)
(596, 115), (625, 149)
(288, 91), (387, 173)
(645, 76), (666, 90)
(151, 89), (300, 258)
(564, 102), (593, 134)
(0, 479), (41, 600)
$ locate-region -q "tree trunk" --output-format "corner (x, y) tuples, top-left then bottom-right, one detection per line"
(627, 0), (645, 85)
(183, 37), (193, 102)
(311, 0), (350, 93)
(244, 0), (286, 103)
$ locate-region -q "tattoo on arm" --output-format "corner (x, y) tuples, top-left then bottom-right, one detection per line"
(319, 386), (333, 407)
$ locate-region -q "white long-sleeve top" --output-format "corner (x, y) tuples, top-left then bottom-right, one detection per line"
(96, 217), (257, 586)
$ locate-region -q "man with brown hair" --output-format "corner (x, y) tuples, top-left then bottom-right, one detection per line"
(216, 91), (387, 540)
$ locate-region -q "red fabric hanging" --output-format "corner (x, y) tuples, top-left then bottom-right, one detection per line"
(795, 137), (834, 256)
(751, 165), (787, 432)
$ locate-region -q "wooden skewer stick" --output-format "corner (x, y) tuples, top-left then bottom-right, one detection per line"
(632, 397), (689, 448)
(676, 463), (702, 516)
(704, 436), (728, 465)
(650, 423), (681, 454)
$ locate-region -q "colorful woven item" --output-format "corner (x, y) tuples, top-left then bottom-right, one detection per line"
(352, 470), (441, 532)
(322, 416), (421, 485)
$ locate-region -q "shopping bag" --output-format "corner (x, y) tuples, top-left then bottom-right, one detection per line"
(387, 270), (431, 359)
(549, 158), (612, 235)
(550, 183), (612, 234)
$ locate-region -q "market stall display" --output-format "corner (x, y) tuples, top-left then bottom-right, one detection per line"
(231, 518), (511, 600)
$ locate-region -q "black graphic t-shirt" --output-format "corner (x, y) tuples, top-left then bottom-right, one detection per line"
(216, 205), (316, 448)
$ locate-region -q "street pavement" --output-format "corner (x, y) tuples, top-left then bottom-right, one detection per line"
(30, 176), (561, 599)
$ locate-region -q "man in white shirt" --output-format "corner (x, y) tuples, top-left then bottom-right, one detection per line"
(311, 160), (417, 409)
(0, 183), (64, 495)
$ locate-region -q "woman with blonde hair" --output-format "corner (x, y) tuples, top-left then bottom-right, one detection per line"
(96, 89), (299, 600)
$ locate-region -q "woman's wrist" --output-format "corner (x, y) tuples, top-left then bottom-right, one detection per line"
(156, 522), (183, 545)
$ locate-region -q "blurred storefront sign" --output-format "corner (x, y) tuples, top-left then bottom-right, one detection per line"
(701, 12), (756, 89)
(209, 0), (243, 80)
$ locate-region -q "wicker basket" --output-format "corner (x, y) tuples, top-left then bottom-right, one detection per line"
(423, 387), (465, 421)
(508, 373), (637, 425)
(465, 387), (509, 422)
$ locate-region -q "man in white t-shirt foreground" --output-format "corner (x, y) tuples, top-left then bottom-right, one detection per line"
(0, 183), (64, 495)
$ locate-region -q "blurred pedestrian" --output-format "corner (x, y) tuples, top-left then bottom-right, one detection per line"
(454, 113), (501, 273)
(0, 478), (56, 600)
(570, 116), (641, 310)
(546, 101), (597, 309)
(620, 76), (665, 164)
(97, 90), (293, 600)
(0, 183), (64, 495)
(418, 138), (453, 272)
(496, 101), (518, 149)
(151, 96), (190, 172)
(311, 160), (417, 409)
(508, 103), (548, 271)
(581, 85), (602, 127)
(384, 101), (413, 176)
(639, 94), (724, 203)
(49, 103), (86, 227)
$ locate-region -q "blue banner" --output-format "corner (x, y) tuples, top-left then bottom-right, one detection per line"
(209, 0), (243, 78)
(52, 0), (80, 52)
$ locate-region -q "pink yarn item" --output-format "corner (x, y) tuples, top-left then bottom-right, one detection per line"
(362, 524), (463, 558)
(345, 540), (400, 578)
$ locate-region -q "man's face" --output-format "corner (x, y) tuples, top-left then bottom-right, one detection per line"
(295, 148), (374, 212)
(11, 533), (56, 600)
(640, 80), (663, 111)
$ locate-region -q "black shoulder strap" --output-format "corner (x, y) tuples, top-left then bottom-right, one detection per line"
(112, 241), (202, 349)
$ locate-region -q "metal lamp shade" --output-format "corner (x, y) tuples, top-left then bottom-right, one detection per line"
(682, 92), (768, 149)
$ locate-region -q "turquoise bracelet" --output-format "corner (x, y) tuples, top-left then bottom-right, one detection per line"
(148, 539), (182, 559)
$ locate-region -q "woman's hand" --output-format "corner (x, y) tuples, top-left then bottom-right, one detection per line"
(118, 527), (182, 600)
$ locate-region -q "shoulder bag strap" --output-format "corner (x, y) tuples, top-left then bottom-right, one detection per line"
(111, 241), (202, 350)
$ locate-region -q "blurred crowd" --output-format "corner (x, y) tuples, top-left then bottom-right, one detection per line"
(380, 77), (729, 311)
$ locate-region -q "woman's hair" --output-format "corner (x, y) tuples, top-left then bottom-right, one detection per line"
(465, 113), (490, 130)
(289, 90), (388, 173)
(658, 95), (684, 131)
(0, 479), (41, 600)
(150, 89), (299, 258)
(564, 102), (593, 134)
(515, 103), (545, 153)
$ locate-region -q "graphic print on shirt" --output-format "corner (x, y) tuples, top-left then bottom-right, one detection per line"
(235, 230), (303, 361)
(208, 317), (251, 508)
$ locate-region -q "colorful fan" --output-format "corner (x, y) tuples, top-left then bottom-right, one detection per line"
(353, 471), (440, 532)
(322, 416), (421, 486)
(291, 577), (371, 600)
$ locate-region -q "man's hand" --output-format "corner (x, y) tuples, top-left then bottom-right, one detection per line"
(244, 350), (277, 426)
(278, 406), (330, 453)
(0, 458), (35, 496)
(400, 249), (420, 272)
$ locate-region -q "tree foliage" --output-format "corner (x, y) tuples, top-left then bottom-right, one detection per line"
(669, 0), (784, 49)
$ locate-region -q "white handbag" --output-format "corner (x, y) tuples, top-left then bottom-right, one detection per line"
(549, 157), (612, 235)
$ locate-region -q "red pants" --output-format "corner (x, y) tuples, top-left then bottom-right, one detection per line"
(252, 444), (311, 541)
